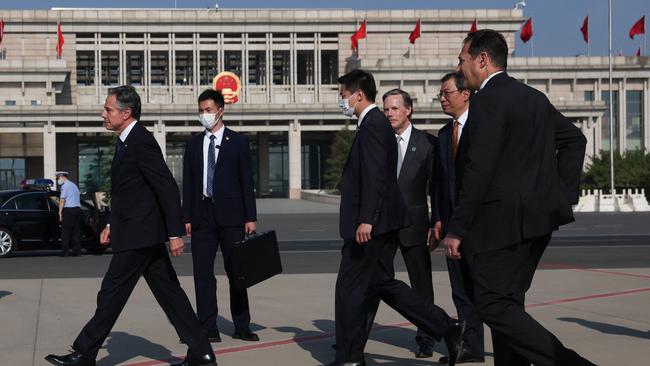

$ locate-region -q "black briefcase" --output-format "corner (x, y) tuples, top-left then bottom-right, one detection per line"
(231, 230), (282, 289)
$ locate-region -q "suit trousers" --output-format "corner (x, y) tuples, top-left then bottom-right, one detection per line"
(399, 243), (435, 346)
(465, 234), (595, 366)
(73, 245), (212, 359)
(445, 256), (484, 354)
(191, 198), (250, 333)
(335, 232), (453, 363)
(61, 207), (81, 255)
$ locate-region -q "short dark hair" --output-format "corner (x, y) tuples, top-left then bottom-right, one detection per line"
(463, 29), (508, 69)
(108, 85), (141, 120)
(382, 88), (413, 118)
(198, 89), (225, 109)
(440, 72), (469, 92)
(337, 69), (377, 102)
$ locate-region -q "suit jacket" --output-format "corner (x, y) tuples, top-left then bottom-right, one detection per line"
(448, 72), (586, 254)
(182, 126), (257, 228)
(339, 106), (409, 240)
(109, 122), (185, 252)
(434, 119), (457, 236)
(396, 126), (438, 247)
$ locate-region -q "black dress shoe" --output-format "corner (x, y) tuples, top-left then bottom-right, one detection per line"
(439, 347), (485, 364)
(442, 320), (466, 366)
(324, 361), (365, 366)
(44, 351), (96, 366)
(415, 341), (434, 358)
(170, 353), (217, 366)
(232, 328), (259, 341)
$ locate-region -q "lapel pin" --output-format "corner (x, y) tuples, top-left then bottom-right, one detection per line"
(411, 146), (416, 152)
(225, 136), (230, 141)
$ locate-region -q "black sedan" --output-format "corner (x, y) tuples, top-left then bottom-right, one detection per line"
(0, 188), (109, 257)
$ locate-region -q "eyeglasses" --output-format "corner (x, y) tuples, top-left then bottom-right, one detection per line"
(437, 90), (460, 99)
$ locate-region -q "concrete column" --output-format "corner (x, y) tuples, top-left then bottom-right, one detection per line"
(154, 120), (167, 158)
(258, 132), (270, 196)
(619, 79), (626, 152)
(288, 119), (302, 199)
(267, 33), (272, 103)
(43, 121), (57, 189)
(641, 79), (650, 152)
(170, 33), (175, 103)
(145, 33), (151, 103)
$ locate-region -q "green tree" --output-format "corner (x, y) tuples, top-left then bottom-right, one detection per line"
(582, 149), (650, 200)
(324, 123), (356, 192)
(100, 135), (117, 205)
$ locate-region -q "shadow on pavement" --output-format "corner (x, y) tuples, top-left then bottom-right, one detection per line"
(558, 317), (650, 340)
(0, 290), (12, 300)
(98, 331), (182, 366)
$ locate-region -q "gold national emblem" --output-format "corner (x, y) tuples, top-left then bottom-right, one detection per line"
(212, 71), (241, 104)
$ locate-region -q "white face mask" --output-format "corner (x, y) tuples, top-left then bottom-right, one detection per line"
(199, 113), (220, 130)
(339, 94), (357, 117)
(57, 179), (64, 185)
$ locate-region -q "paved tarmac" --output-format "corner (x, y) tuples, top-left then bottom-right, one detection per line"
(1, 199), (649, 365)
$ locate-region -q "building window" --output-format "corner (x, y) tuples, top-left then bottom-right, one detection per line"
(101, 51), (119, 86)
(297, 50), (314, 85)
(151, 51), (169, 86)
(126, 51), (144, 86)
(626, 91), (643, 150)
(268, 140), (288, 197)
(4, 100), (16, 106)
(321, 50), (338, 85)
(0, 158), (25, 190)
(272, 51), (290, 85)
(601, 90), (619, 151)
(200, 51), (218, 85)
(248, 51), (266, 85)
(78, 143), (112, 193)
(166, 141), (185, 193)
(584, 90), (594, 101)
(175, 51), (193, 86)
(224, 51), (242, 78)
(76, 51), (95, 86)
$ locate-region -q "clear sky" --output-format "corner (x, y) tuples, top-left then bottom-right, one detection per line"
(1, 0), (647, 57)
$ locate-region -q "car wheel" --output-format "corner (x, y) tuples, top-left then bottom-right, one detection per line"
(0, 228), (16, 257)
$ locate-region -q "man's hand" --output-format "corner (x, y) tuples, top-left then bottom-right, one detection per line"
(441, 233), (462, 259)
(244, 221), (257, 236)
(355, 223), (373, 244)
(168, 237), (185, 257)
(185, 223), (192, 237)
(427, 220), (442, 251)
(100, 226), (110, 246)
(59, 212), (64, 223)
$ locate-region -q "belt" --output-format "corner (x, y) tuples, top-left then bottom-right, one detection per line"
(201, 195), (214, 203)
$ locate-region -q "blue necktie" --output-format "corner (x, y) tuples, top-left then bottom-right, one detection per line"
(206, 135), (216, 197)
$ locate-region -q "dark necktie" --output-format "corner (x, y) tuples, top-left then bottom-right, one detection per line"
(114, 138), (124, 160)
(451, 120), (460, 160)
(206, 135), (216, 197)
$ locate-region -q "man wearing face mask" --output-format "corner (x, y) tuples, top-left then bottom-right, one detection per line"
(182, 89), (258, 344)
(330, 69), (465, 366)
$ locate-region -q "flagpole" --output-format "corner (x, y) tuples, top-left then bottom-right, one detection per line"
(607, 0), (616, 205)
(531, 37), (534, 57)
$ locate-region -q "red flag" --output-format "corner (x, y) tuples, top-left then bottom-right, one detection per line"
(629, 16), (645, 39)
(351, 20), (366, 52)
(580, 16), (589, 43)
(637, 47), (642, 57)
(0, 19), (5, 45)
(409, 19), (421, 44)
(470, 18), (478, 33)
(56, 20), (64, 58)
(520, 18), (533, 43)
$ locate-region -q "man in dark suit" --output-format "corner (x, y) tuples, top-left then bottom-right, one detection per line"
(440, 30), (595, 366)
(433, 72), (485, 364)
(382, 88), (438, 358)
(182, 89), (258, 343)
(45, 86), (216, 366)
(330, 69), (464, 366)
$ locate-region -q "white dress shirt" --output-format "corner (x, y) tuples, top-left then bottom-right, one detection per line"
(480, 70), (505, 90)
(395, 122), (413, 161)
(357, 103), (377, 127)
(202, 125), (225, 197)
(119, 119), (138, 142)
(454, 109), (469, 143)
